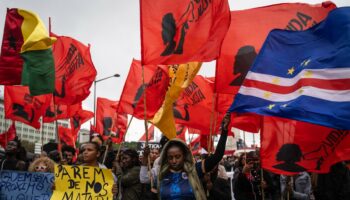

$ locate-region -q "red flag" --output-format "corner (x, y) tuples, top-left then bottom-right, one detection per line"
(174, 76), (218, 133)
(118, 59), (169, 119)
(70, 108), (94, 138)
(0, 9), (24, 85)
(139, 125), (155, 141)
(231, 113), (261, 133)
(43, 101), (81, 123)
(52, 33), (97, 105)
(96, 98), (118, 136)
(0, 122), (16, 148)
(140, 0), (230, 65)
(58, 126), (76, 147)
(96, 99), (128, 144)
(190, 135), (201, 154)
(4, 86), (51, 129)
(175, 124), (187, 141)
(261, 116), (350, 175)
(200, 134), (214, 153)
(216, 2), (336, 94)
(112, 111), (128, 144)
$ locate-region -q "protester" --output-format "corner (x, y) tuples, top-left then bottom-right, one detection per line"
(114, 149), (142, 200)
(81, 141), (105, 168)
(202, 165), (231, 200)
(281, 172), (312, 200)
(0, 137), (27, 171)
(28, 157), (55, 173)
(61, 145), (76, 165)
(234, 151), (263, 200)
(314, 161), (350, 200)
(80, 141), (118, 196)
(90, 133), (115, 169)
(140, 113), (230, 200)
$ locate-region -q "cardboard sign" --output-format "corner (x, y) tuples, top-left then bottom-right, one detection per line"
(51, 165), (113, 200)
(0, 170), (54, 200)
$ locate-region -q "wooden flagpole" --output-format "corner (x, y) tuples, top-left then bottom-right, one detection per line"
(141, 65), (153, 188)
(208, 93), (216, 154)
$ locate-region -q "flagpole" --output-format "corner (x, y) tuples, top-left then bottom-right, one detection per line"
(53, 97), (63, 160)
(40, 117), (44, 146)
(208, 93), (216, 154)
(141, 65), (153, 189)
(116, 115), (134, 160)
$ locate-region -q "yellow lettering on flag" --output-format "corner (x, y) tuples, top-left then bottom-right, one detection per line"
(152, 62), (201, 139)
(50, 165), (114, 200)
(18, 9), (56, 53)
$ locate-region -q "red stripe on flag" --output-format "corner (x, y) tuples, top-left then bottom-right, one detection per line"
(243, 78), (350, 94)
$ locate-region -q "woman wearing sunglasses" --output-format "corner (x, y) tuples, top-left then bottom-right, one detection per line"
(28, 157), (55, 173)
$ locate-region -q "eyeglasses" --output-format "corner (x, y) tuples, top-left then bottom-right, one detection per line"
(91, 133), (100, 137)
(35, 166), (47, 171)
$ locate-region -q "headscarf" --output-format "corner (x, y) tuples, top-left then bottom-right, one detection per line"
(157, 138), (206, 200)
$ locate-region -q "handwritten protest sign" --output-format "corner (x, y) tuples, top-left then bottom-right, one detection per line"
(0, 170), (54, 200)
(51, 165), (113, 200)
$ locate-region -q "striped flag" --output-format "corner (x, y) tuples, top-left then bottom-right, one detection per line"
(230, 8), (350, 130)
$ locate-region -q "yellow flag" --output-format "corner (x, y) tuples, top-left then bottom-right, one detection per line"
(18, 9), (56, 53)
(152, 62), (202, 139)
(50, 165), (114, 200)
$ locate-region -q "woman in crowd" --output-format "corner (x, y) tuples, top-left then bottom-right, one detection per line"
(115, 149), (142, 200)
(80, 141), (118, 197)
(142, 113), (230, 200)
(28, 157), (55, 173)
(0, 137), (27, 171)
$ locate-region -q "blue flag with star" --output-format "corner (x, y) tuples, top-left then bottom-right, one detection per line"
(229, 7), (350, 130)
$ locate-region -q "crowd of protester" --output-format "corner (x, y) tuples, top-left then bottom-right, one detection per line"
(0, 114), (349, 200)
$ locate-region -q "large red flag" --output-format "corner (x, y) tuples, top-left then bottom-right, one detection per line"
(4, 86), (51, 129)
(139, 124), (155, 141)
(0, 122), (16, 148)
(118, 59), (169, 119)
(52, 33), (97, 105)
(140, 0), (230, 65)
(261, 116), (350, 175)
(215, 2), (336, 94)
(58, 126), (76, 147)
(174, 75), (217, 133)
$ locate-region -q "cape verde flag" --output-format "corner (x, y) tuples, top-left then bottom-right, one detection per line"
(229, 7), (350, 130)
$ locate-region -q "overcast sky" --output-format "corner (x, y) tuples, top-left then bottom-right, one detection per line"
(0, 0), (348, 141)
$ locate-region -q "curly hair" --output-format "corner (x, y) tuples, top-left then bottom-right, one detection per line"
(28, 157), (55, 173)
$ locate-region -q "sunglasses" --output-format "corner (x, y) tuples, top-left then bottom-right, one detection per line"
(35, 166), (47, 171)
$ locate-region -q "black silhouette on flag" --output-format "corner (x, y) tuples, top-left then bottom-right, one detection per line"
(273, 143), (306, 172)
(230, 45), (257, 86)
